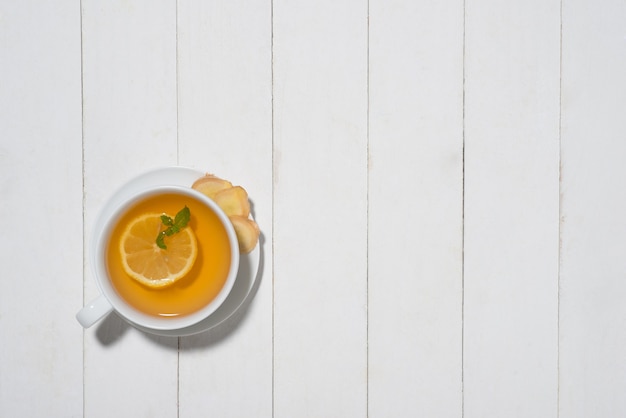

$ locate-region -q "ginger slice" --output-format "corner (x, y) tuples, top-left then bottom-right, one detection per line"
(191, 174), (233, 200)
(191, 173), (259, 253)
(230, 215), (260, 254)
(213, 186), (251, 217)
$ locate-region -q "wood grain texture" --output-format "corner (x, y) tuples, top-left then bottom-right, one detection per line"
(6, 0), (626, 416)
(463, 0), (561, 416)
(177, 0), (273, 416)
(0, 1), (83, 416)
(368, 0), (464, 416)
(81, 1), (179, 417)
(272, 0), (368, 415)
(560, 0), (626, 416)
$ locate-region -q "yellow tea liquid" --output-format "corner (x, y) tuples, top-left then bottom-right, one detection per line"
(106, 192), (232, 318)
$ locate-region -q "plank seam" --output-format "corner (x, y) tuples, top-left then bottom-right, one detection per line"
(271, 0), (276, 416)
(79, 0), (86, 415)
(366, 0), (371, 416)
(461, 0), (467, 417)
(176, 0), (180, 166)
(461, 0), (466, 415)
(557, 0), (563, 415)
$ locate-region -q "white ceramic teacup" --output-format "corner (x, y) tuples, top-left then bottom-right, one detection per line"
(76, 185), (239, 333)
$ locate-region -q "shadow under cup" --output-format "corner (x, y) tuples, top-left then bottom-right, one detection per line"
(92, 186), (240, 331)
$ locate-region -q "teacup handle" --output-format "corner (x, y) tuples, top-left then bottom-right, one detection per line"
(76, 294), (113, 328)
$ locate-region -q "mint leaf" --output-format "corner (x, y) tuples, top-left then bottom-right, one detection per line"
(156, 206), (191, 250)
(160, 215), (174, 227)
(174, 206), (190, 228)
(156, 232), (167, 250)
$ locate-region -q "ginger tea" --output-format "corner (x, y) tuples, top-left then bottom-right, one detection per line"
(106, 191), (232, 318)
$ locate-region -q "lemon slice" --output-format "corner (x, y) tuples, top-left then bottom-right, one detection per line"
(119, 213), (198, 288)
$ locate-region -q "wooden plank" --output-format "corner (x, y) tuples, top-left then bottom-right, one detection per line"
(463, 0), (561, 416)
(81, 1), (179, 416)
(559, 0), (626, 415)
(272, 0), (368, 415)
(176, 0), (273, 416)
(368, 0), (464, 416)
(0, 2), (83, 416)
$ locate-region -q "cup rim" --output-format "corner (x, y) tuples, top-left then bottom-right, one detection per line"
(91, 185), (240, 331)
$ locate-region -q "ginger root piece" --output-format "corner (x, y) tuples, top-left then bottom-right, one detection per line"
(230, 215), (260, 254)
(191, 173), (260, 253)
(191, 174), (233, 200)
(213, 186), (251, 217)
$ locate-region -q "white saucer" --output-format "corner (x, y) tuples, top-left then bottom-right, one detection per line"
(91, 166), (261, 336)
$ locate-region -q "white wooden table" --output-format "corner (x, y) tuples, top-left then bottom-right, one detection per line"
(2, 0), (625, 416)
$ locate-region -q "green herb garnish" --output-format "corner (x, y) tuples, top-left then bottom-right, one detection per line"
(156, 206), (191, 250)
